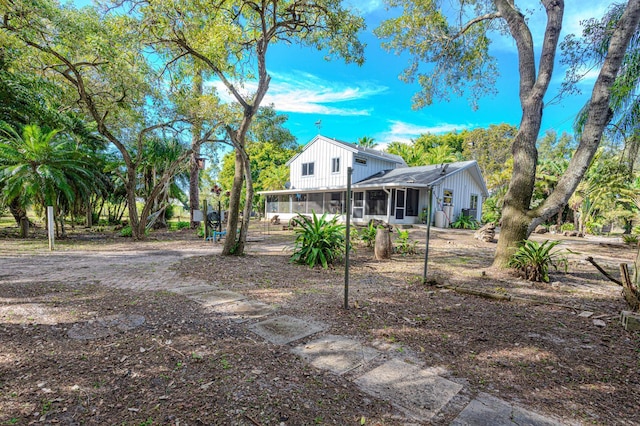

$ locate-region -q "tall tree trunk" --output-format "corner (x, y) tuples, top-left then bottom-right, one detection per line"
(190, 71), (203, 229)
(492, 0), (559, 266)
(223, 149), (244, 254)
(494, 0), (640, 267)
(8, 198), (27, 227)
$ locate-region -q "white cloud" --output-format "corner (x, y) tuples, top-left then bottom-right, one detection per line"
(345, 0), (384, 14)
(375, 120), (472, 148)
(205, 71), (387, 116)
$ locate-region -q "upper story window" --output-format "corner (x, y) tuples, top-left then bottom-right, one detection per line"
(355, 157), (367, 165)
(331, 157), (340, 173)
(302, 162), (314, 176)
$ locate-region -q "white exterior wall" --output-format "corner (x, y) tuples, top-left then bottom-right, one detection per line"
(431, 169), (484, 223)
(289, 142), (348, 190)
(289, 141), (402, 190)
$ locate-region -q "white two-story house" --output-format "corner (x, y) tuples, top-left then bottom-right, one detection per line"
(260, 135), (489, 227)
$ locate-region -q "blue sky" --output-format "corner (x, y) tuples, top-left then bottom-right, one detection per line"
(70, 0), (612, 148)
(208, 0), (612, 148)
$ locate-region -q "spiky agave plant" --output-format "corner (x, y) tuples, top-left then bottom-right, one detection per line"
(507, 240), (568, 282)
(289, 212), (345, 269)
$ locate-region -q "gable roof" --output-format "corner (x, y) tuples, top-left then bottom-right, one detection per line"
(286, 135), (407, 167)
(353, 160), (490, 197)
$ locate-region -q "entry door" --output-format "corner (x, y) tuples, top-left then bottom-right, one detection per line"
(395, 189), (405, 220)
(353, 192), (364, 219)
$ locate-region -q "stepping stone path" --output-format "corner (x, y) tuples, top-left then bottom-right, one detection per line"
(168, 283), (564, 425)
(0, 243), (564, 425)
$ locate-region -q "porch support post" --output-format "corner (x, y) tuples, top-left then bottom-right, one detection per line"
(383, 187), (392, 223)
(344, 167), (353, 310)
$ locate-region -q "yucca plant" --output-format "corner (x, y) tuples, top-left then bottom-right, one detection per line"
(290, 212), (345, 269)
(507, 239), (568, 282)
(622, 234), (638, 245)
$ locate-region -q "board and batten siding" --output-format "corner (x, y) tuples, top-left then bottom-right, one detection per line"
(289, 141), (348, 190)
(433, 169), (484, 221)
(289, 141), (402, 190)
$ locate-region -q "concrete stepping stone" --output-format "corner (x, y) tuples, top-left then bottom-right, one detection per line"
(292, 335), (381, 375)
(354, 358), (463, 422)
(248, 315), (325, 345)
(188, 290), (247, 307)
(451, 392), (563, 426)
(208, 299), (275, 322)
(67, 314), (146, 340)
(167, 284), (220, 296)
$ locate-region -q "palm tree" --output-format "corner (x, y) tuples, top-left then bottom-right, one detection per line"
(424, 144), (458, 164)
(386, 141), (428, 166)
(0, 122), (103, 235)
(357, 136), (378, 148)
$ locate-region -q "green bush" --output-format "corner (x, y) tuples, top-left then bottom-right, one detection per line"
(559, 222), (575, 232)
(120, 225), (133, 237)
(171, 221), (190, 231)
(394, 229), (418, 255)
(622, 234), (638, 245)
(450, 214), (479, 230)
(507, 240), (568, 283)
(290, 212), (345, 269)
(359, 221), (379, 247)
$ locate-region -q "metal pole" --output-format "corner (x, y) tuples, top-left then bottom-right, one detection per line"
(47, 206), (55, 251)
(203, 200), (208, 241)
(422, 187), (433, 284)
(344, 167), (353, 309)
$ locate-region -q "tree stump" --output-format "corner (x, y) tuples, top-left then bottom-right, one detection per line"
(374, 228), (392, 260)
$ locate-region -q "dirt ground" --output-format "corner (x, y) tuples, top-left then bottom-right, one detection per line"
(0, 223), (639, 425)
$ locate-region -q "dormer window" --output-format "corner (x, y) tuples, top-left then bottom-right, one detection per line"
(302, 162), (314, 176)
(355, 157), (367, 165)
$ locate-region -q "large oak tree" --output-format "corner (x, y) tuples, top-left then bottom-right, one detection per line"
(134, 0), (366, 255)
(377, 0), (640, 266)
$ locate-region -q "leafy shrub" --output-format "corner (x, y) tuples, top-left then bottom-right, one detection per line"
(120, 225), (133, 237)
(171, 221), (190, 230)
(559, 222), (575, 232)
(164, 205), (175, 220)
(290, 212), (345, 268)
(622, 234), (638, 245)
(394, 229), (418, 255)
(507, 240), (568, 282)
(450, 214), (479, 230)
(359, 221), (379, 247)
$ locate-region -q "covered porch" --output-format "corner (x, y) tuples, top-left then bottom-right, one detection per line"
(262, 186), (431, 226)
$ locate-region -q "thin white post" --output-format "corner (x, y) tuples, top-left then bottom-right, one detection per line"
(47, 206), (55, 251)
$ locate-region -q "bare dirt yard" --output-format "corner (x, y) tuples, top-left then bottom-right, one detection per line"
(0, 223), (639, 425)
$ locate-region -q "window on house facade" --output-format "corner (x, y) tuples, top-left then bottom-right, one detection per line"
(325, 192), (345, 214)
(366, 190), (387, 215)
(331, 157), (340, 173)
(302, 162), (314, 176)
(443, 189), (453, 205)
(470, 194), (478, 210)
(355, 157), (367, 165)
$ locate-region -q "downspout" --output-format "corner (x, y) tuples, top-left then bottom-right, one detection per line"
(383, 186), (392, 223)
